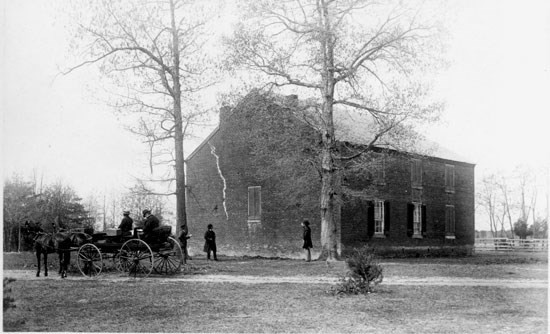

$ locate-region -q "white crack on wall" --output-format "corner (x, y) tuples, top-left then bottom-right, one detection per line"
(208, 142), (229, 220)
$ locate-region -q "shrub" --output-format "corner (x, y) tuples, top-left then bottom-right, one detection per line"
(3, 278), (16, 311)
(330, 246), (383, 296)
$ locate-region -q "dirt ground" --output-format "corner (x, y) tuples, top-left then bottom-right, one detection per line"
(3, 252), (548, 333)
(3, 269), (548, 289)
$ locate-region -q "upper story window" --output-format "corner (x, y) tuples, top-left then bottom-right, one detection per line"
(374, 155), (386, 185)
(445, 164), (455, 193)
(248, 186), (261, 221)
(411, 159), (422, 188)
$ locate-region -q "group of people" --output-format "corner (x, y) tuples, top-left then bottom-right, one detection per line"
(117, 211), (313, 262)
(117, 209), (160, 241)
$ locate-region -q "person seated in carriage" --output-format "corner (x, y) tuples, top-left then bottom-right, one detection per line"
(141, 209), (160, 243)
(118, 210), (133, 237)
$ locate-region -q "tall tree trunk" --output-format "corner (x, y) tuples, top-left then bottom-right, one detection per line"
(318, 0), (338, 260)
(170, 0), (187, 235)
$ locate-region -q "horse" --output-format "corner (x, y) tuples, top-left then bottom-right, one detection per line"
(25, 222), (92, 278)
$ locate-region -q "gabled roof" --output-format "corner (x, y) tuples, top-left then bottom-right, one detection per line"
(186, 93), (474, 165)
(186, 126), (219, 161)
(333, 109), (474, 164)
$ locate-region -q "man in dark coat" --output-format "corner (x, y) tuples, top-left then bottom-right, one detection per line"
(178, 224), (192, 263)
(142, 209), (160, 242)
(118, 211), (133, 236)
(203, 224), (217, 261)
(302, 220), (313, 262)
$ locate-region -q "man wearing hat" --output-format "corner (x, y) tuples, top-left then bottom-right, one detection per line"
(142, 209), (159, 242)
(118, 211), (133, 237)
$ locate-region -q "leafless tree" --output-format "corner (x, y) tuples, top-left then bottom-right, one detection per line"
(478, 174), (500, 237)
(496, 176), (515, 235)
(515, 165), (537, 224)
(226, 0), (445, 259)
(478, 166), (546, 238)
(64, 0), (220, 233)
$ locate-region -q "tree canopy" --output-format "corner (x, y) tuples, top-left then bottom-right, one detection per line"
(3, 175), (92, 251)
(65, 0), (223, 232)
(226, 0), (446, 259)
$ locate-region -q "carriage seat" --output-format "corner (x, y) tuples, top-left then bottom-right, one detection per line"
(92, 232), (107, 242)
(149, 226), (172, 243)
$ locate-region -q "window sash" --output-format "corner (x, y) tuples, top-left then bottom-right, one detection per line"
(445, 164), (455, 191)
(413, 203), (422, 235)
(248, 186), (261, 220)
(374, 200), (384, 233)
(411, 159), (422, 186)
(446, 205), (455, 234)
(375, 157), (386, 183)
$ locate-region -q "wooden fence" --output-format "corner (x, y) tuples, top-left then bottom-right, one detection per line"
(475, 238), (548, 252)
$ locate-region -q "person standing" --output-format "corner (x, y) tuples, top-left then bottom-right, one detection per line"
(203, 224), (217, 261)
(302, 220), (313, 262)
(178, 224), (192, 263)
(142, 209), (160, 242)
(118, 211), (133, 236)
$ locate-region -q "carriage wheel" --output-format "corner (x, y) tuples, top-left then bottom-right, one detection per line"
(153, 237), (183, 275)
(119, 239), (153, 278)
(114, 252), (131, 272)
(77, 244), (103, 277)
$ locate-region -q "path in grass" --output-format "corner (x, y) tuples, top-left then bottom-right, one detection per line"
(3, 270), (548, 288)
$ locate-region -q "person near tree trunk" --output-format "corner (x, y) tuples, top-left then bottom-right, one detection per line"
(302, 220), (313, 262)
(178, 224), (192, 262)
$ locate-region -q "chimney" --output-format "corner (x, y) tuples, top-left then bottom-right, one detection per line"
(219, 105), (232, 127)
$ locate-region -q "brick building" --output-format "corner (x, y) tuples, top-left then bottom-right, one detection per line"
(185, 92), (475, 258)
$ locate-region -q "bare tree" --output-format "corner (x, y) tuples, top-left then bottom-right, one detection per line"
(478, 174), (500, 237)
(496, 176), (515, 235)
(64, 0), (220, 234)
(515, 165), (537, 224)
(226, 0), (444, 259)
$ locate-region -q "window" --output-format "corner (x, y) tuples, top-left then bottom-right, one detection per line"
(368, 200), (390, 237)
(411, 159), (422, 188)
(248, 186), (261, 221)
(374, 200), (384, 234)
(445, 205), (456, 238)
(408, 202), (425, 238)
(445, 164), (455, 193)
(375, 156), (386, 185)
(413, 203), (422, 236)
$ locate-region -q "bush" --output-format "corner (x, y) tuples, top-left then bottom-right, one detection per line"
(3, 278), (16, 311)
(330, 246), (383, 296)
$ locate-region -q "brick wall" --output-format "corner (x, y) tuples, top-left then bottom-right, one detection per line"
(186, 98), (321, 258)
(340, 152), (475, 255)
(186, 94), (475, 258)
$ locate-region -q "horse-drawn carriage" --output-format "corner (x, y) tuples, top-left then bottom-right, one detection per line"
(76, 226), (183, 278)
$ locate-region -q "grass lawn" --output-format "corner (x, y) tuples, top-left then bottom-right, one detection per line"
(3, 252), (548, 333)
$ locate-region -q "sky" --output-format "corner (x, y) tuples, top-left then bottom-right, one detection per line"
(2, 0), (550, 230)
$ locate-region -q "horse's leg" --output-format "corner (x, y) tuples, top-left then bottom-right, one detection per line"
(43, 252), (48, 277)
(36, 248), (41, 277)
(58, 251), (67, 278)
(58, 251), (63, 275)
(64, 251), (71, 278)
(60, 251), (68, 278)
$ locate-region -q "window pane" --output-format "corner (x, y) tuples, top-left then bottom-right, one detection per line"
(248, 186), (261, 220)
(445, 205), (455, 234)
(445, 165), (455, 190)
(412, 159), (422, 186)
